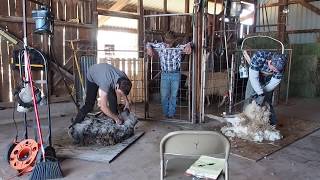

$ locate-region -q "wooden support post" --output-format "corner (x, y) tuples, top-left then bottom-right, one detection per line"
(185, 0), (191, 34)
(162, 0), (169, 32)
(185, 0), (190, 13)
(137, 0), (144, 59)
(278, 0), (288, 43)
(297, 0), (320, 15)
(92, 0), (98, 48)
(192, 0), (203, 122)
(137, 0), (148, 118)
(253, 0), (258, 33)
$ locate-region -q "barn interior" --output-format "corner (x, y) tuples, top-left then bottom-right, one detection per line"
(0, 0), (319, 180)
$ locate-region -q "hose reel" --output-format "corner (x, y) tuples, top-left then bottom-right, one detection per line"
(8, 139), (39, 174)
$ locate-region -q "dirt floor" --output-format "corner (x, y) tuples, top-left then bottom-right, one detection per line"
(0, 98), (319, 180)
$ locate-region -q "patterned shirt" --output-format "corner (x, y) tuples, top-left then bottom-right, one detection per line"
(250, 50), (283, 79)
(147, 42), (188, 72)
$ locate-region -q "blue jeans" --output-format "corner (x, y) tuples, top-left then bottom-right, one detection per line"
(245, 76), (277, 125)
(160, 72), (180, 117)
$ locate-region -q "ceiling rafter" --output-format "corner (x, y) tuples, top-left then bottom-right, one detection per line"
(99, 0), (132, 26)
(297, 0), (320, 15)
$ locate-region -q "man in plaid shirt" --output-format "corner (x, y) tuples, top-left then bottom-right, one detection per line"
(146, 31), (192, 118)
(245, 50), (287, 125)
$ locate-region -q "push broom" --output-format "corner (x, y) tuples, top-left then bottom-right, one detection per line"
(20, 0), (63, 179)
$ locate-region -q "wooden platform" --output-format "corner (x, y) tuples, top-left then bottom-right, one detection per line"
(54, 131), (144, 163)
(229, 115), (320, 161)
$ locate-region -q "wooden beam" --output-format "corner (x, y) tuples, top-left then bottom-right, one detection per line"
(50, 61), (74, 82)
(297, 0), (320, 15)
(264, 0), (316, 7)
(287, 28), (320, 34)
(0, 96), (74, 108)
(185, 0), (190, 13)
(97, 8), (140, 19)
(249, 29), (320, 34)
(163, 0), (169, 31)
(99, 0), (132, 25)
(0, 15), (95, 29)
(137, 0), (144, 58)
(98, 26), (138, 33)
(278, 0), (288, 42)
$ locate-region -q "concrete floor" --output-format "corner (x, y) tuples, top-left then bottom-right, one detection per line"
(0, 98), (319, 180)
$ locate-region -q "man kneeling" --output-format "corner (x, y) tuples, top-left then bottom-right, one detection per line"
(70, 63), (132, 128)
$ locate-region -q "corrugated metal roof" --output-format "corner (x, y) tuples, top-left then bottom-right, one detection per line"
(255, 1), (320, 44)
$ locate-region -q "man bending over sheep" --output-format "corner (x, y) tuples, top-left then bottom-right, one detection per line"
(244, 50), (287, 125)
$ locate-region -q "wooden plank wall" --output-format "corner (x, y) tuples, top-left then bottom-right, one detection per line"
(0, 0), (97, 104)
(99, 58), (145, 103)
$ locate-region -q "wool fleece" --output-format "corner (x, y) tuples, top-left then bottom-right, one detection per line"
(68, 110), (138, 146)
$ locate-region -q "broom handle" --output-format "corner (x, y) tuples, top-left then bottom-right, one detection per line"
(22, 0), (46, 162)
(25, 53), (46, 162)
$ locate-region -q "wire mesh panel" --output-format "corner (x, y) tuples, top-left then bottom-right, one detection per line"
(144, 13), (193, 122)
(204, 48), (292, 116)
(203, 52), (230, 116)
(99, 56), (145, 117)
(75, 55), (97, 105)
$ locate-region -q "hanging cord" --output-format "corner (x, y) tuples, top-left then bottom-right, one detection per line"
(50, 37), (80, 111)
(11, 99), (19, 142)
(10, 59), (19, 142)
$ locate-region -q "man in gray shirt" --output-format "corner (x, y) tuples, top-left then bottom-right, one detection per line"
(71, 63), (132, 127)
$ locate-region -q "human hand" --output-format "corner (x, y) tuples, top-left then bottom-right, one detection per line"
(184, 43), (192, 54)
(146, 47), (154, 57)
(114, 116), (124, 125)
(124, 102), (131, 112)
(253, 94), (265, 106)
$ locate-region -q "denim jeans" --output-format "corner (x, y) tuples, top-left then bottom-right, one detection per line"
(160, 72), (180, 117)
(245, 76), (277, 125)
(73, 79), (118, 125)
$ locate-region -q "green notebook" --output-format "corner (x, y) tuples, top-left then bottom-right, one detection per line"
(185, 155), (225, 179)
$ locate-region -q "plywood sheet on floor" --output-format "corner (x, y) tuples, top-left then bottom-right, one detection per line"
(54, 131), (144, 163)
(230, 115), (320, 161)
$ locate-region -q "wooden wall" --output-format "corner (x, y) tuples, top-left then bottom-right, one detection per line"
(100, 58), (145, 103)
(0, 0), (97, 105)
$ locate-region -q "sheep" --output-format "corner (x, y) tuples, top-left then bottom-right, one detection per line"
(184, 71), (229, 107)
(204, 71), (229, 107)
(68, 110), (138, 146)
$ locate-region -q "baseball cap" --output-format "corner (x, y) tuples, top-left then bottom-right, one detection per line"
(271, 53), (287, 72)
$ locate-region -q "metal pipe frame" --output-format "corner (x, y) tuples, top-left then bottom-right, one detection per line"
(286, 50), (292, 104)
(142, 9), (196, 123)
(223, 2), (231, 114)
(143, 17), (149, 119)
(229, 54), (235, 114)
(152, 47), (184, 50)
(143, 13), (193, 18)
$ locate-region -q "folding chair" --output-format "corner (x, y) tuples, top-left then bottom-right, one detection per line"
(160, 131), (230, 180)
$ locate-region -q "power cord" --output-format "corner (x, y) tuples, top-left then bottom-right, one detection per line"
(49, 37), (80, 111)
